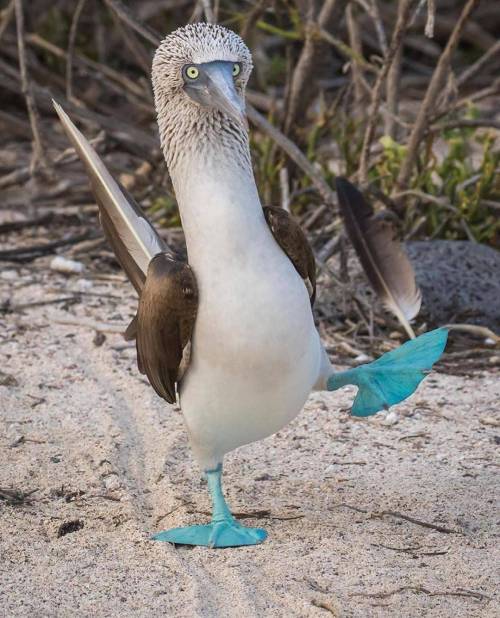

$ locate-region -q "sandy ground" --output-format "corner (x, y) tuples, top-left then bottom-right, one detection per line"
(0, 266), (499, 618)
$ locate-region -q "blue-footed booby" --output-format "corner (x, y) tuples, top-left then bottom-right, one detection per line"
(53, 23), (447, 548)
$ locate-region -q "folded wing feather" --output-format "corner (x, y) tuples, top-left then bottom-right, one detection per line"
(53, 101), (198, 403)
(263, 206), (317, 305)
(53, 100), (166, 290)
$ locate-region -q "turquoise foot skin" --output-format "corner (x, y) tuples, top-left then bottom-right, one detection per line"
(153, 520), (267, 548)
(328, 327), (448, 417)
(152, 464), (268, 548)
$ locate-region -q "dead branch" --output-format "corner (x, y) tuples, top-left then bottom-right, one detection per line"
(352, 0), (388, 55)
(102, 0), (160, 47)
(284, 0), (346, 135)
(444, 323), (499, 344)
(432, 118), (500, 132)
(0, 212), (55, 233)
(457, 39), (500, 89)
(385, 0), (406, 138)
(0, 231), (95, 262)
(346, 3), (365, 113)
(351, 585), (489, 600)
(13, 0), (50, 174)
(318, 25), (376, 73)
(240, 0), (269, 41)
(396, 0), (481, 195)
(52, 317), (127, 334)
(247, 105), (337, 210)
(0, 0), (14, 42)
(108, 10), (151, 75)
(6, 297), (80, 313)
(377, 510), (461, 534)
(359, 0), (414, 184)
(1, 56), (158, 156)
(370, 0), (388, 54)
(425, 0), (436, 38)
(333, 502), (461, 533)
(200, 0), (214, 24)
(66, 0), (87, 102)
(279, 166), (291, 212)
(27, 33), (149, 105)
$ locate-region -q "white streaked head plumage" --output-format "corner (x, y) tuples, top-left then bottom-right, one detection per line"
(153, 23), (252, 92)
(152, 23), (253, 175)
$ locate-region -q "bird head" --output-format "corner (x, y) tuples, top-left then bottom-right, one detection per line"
(152, 23), (252, 131)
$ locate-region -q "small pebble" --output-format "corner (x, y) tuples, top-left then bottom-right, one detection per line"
(104, 475), (122, 491)
(50, 256), (85, 274)
(1, 269), (18, 281)
(354, 353), (373, 364)
(93, 331), (106, 347)
(75, 278), (93, 291)
(0, 371), (18, 387)
(382, 411), (399, 426)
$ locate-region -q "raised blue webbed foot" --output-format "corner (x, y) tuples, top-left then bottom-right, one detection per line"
(328, 327), (448, 417)
(152, 464), (268, 548)
(153, 519), (267, 548)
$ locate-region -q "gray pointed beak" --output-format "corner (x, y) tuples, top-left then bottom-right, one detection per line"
(184, 61), (248, 130)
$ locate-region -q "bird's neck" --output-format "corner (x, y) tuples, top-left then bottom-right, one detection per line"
(162, 115), (266, 271)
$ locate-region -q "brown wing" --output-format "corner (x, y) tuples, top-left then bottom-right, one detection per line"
(263, 206), (317, 305)
(136, 252), (198, 403)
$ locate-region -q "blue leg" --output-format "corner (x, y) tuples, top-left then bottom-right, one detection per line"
(328, 328), (448, 417)
(152, 464), (267, 548)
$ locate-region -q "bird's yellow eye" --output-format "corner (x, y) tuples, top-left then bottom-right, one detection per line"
(185, 65), (199, 80)
(232, 63), (241, 77)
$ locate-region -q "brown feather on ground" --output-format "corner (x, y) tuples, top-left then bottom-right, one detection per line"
(335, 177), (421, 339)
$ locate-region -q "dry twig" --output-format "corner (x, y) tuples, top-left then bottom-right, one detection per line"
(351, 585), (489, 601)
(457, 39), (500, 88)
(284, 0), (346, 135)
(359, 0), (414, 184)
(0, 0), (14, 42)
(102, 0), (160, 47)
(425, 0), (436, 38)
(346, 3), (365, 112)
(396, 0), (481, 195)
(247, 105), (337, 210)
(200, 0), (215, 24)
(385, 0), (406, 138)
(13, 0), (49, 174)
(66, 0), (87, 103)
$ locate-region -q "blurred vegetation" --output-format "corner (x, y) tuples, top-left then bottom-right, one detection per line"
(0, 0), (499, 249)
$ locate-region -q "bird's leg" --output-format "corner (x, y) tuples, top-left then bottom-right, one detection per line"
(151, 463), (267, 548)
(203, 464), (267, 548)
(206, 464), (233, 524)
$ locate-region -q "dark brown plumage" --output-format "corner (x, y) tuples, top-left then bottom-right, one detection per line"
(135, 253), (198, 403)
(335, 177), (421, 338)
(263, 206), (317, 305)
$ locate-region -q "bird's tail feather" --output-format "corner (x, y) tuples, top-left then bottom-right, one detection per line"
(327, 328), (448, 417)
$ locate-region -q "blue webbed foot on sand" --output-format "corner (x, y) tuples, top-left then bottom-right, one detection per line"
(152, 464), (268, 548)
(153, 520), (267, 548)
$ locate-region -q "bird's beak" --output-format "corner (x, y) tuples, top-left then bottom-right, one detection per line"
(184, 61), (248, 130)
